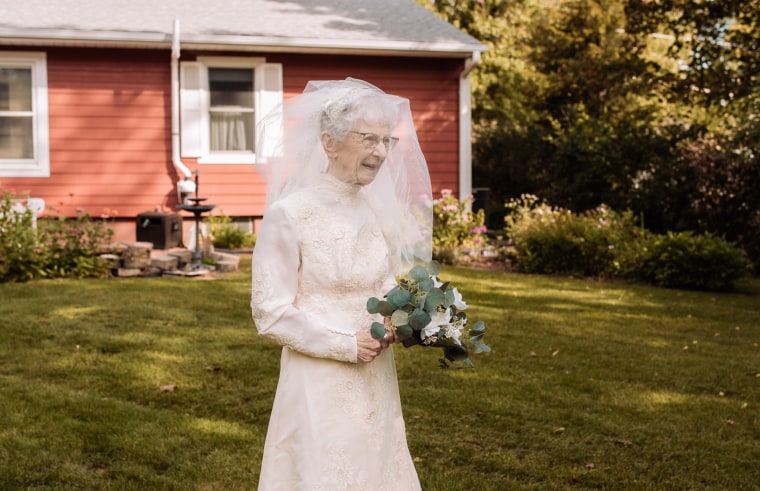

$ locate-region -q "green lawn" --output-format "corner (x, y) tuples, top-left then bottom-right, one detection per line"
(1, 259), (758, 490)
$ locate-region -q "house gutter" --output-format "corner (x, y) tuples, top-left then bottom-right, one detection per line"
(458, 51), (481, 200)
(171, 19), (196, 200)
(0, 29), (482, 58)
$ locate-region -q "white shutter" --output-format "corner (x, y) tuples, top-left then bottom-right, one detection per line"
(256, 63), (283, 125)
(255, 63), (283, 161)
(180, 61), (206, 157)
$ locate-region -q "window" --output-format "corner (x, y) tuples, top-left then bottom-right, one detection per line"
(0, 52), (49, 177)
(180, 57), (282, 164)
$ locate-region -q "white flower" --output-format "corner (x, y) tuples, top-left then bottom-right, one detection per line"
(444, 324), (463, 343)
(451, 288), (467, 310)
(421, 308), (451, 340)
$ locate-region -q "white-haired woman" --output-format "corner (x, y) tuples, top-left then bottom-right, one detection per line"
(251, 78), (432, 490)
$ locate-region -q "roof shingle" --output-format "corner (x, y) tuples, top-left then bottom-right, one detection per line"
(0, 0), (485, 57)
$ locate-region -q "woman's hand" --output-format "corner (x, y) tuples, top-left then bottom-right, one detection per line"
(356, 331), (386, 364)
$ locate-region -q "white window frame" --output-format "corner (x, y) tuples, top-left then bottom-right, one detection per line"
(180, 56), (282, 165)
(0, 52), (50, 178)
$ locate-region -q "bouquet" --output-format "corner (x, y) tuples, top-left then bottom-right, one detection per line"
(366, 261), (490, 367)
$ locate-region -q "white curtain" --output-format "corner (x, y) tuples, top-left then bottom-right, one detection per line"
(210, 112), (252, 151)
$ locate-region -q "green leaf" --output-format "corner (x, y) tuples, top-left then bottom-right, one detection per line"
(471, 341), (491, 354)
(424, 288), (445, 311)
(470, 320), (485, 333)
(409, 265), (430, 282)
(408, 308), (432, 330)
(366, 297), (380, 314)
(443, 289), (455, 308)
(470, 332), (491, 354)
(388, 289), (413, 309)
(443, 344), (469, 362)
(428, 260), (441, 275)
(377, 300), (394, 317)
(402, 332), (422, 348)
(391, 310), (409, 327)
(418, 277), (435, 292)
(370, 322), (386, 339)
(396, 324), (414, 340)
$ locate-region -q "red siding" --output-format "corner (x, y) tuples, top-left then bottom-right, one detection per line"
(1, 47), (464, 234)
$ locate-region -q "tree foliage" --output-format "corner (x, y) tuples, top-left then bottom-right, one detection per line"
(416, 0), (760, 266)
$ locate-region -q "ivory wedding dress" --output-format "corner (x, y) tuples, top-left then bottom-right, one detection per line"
(251, 173), (421, 490)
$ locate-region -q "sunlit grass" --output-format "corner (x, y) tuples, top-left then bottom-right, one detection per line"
(1, 261), (758, 489)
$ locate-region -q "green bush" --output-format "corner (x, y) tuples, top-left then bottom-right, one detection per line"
(630, 231), (753, 291)
(1, 192), (114, 282)
(37, 213), (115, 279)
(0, 193), (45, 282)
(205, 212), (256, 250)
(433, 190), (487, 264)
(504, 195), (640, 277)
(504, 194), (753, 291)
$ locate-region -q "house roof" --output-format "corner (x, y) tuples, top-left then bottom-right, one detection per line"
(0, 0), (485, 58)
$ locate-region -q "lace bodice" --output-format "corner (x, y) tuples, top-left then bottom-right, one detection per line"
(251, 172), (393, 363)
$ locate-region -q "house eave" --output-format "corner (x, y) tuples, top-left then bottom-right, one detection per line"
(0, 29), (486, 58)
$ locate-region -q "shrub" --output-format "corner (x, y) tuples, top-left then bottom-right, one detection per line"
(0, 193), (46, 282)
(37, 212), (115, 279)
(205, 212), (256, 250)
(1, 192), (114, 282)
(630, 231), (753, 291)
(504, 195), (640, 277)
(433, 190), (487, 264)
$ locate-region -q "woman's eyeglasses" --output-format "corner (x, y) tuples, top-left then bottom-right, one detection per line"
(350, 131), (399, 151)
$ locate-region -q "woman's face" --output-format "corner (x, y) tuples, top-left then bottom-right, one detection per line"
(324, 120), (394, 186)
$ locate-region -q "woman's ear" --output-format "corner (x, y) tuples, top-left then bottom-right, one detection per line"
(321, 131), (336, 156)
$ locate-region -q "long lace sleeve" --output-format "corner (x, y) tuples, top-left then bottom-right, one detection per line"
(250, 201), (358, 363)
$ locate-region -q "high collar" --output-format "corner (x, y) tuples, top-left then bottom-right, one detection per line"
(318, 171), (363, 198)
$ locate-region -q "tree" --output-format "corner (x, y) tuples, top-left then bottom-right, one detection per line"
(418, 0), (760, 266)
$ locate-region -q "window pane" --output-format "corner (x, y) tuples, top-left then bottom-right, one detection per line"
(0, 68), (33, 111)
(210, 112), (254, 151)
(209, 68), (254, 108)
(0, 117), (34, 158)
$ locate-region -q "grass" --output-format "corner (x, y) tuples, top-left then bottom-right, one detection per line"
(1, 258), (758, 490)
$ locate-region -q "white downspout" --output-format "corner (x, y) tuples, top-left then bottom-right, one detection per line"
(458, 51), (481, 201)
(171, 19), (195, 200)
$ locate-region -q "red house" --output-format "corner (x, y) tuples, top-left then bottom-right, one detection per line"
(0, 0), (485, 243)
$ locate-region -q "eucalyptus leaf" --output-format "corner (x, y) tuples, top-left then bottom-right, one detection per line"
(409, 265), (430, 282)
(391, 310), (409, 327)
(443, 289), (455, 308)
(388, 289), (413, 309)
(370, 322), (386, 340)
(377, 300), (394, 317)
(428, 260), (441, 275)
(424, 289), (445, 311)
(470, 332), (491, 353)
(443, 344), (469, 362)
(396, 324), (414, 340)
(470, 320), (485, 333)
(366, 297), (380, 314)
(471, 341), (491, 354)
(419, 278), (435, 292)
(402, 331), (422, 348)
(470, 332), (487, 344)
(409, 309), (432, 330)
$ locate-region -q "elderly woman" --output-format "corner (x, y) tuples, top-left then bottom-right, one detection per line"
(250, 78), (432, 490)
